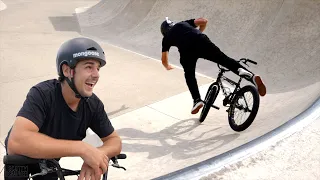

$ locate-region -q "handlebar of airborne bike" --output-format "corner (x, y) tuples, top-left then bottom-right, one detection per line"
(217, 58), (258, 72)
(3, 153), (127, 179)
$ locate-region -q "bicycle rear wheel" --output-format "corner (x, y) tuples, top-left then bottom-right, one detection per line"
(199, 85), (218, 123)
(228, 85), (260, 132)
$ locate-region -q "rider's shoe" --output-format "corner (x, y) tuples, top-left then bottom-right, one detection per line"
(191, 99), (204, 114)
(238, 68), (266, 96)
(238, 68), (253, 79)
(252, 75), (266, 96)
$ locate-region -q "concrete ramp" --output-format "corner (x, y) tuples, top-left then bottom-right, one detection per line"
(77, 0), (320, 94)
(76, 0), (131, 27)
(74, 0), (320, 179)
(0, 0), (319, 179)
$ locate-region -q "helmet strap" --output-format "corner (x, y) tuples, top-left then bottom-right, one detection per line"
(65, 69), (88, 101)
(65, 77), (81, 99)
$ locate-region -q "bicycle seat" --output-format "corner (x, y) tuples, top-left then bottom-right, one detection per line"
(3, 154), (41, 165)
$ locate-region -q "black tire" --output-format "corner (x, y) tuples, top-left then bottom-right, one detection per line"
(199, 85), (218, 123)
(228, 85), (260, 132)
(102, 172), (108, 180)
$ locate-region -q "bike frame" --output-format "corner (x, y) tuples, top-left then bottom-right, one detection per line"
(200, 58), (259, 127)
(209, 66), (244, 107)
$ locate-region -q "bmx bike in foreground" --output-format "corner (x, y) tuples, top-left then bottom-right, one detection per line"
(3, 153), (127, 180)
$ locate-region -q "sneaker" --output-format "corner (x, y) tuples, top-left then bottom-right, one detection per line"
(253, 75), (266, 96)
(238, 68), (253, 79)
(191, 99), (204, 114)
(238, 68), (266, 96)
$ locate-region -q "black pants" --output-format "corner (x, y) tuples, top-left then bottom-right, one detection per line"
(180, 34), (252, 101)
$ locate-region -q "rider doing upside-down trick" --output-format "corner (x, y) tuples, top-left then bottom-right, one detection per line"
(160, 17), (266, 114)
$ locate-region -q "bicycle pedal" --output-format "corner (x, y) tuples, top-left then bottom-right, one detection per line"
(211, 105), (220, 110)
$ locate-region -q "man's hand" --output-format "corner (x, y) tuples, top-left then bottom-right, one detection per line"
(161, 51), (174, 70)
(194, 18), (207, 32)
(165, 64), (174, 70)
(80, 143), (109, 180)
(78, 163), (103, 180)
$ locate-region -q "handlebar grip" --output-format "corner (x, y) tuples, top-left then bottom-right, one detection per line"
(110, 153), (127, 163)
(116, 154), (127, 159)
(247, 59), (257, 65)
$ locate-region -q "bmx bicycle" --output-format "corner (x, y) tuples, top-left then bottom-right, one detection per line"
(199, 58), (260, 132)
(3, 153), (127, 180)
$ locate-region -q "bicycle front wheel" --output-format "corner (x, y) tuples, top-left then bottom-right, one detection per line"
(228, 85), (260, 132)
(199, 85), (218, 123)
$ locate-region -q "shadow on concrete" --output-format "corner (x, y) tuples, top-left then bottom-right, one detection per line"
(48, 14), (80, 33)
(107, 104), (130, 117)
(117, 118), (240, 160)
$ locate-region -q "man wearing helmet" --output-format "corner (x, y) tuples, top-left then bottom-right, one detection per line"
(160, 17), (266, 114)
(4, 37), (122, 179)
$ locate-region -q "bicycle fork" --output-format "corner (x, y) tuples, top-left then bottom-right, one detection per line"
(207, 82), (220, 110)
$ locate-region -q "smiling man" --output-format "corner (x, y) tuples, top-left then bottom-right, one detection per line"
(4, 37), (122, 180)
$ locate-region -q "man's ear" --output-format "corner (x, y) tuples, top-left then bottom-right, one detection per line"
(62, 64), (71, 78)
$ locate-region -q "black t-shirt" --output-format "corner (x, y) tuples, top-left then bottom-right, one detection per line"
(5, 79), (114, 150)
(162, 19), (203, 55)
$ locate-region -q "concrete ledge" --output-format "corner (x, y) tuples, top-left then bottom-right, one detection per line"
(75, 6), (90, 14)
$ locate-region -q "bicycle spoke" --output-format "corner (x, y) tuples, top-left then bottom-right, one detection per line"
(243, 92), (253, 110)
(233, 94), (253, 125)
(234, 102), (244, 125)
(236, 107), (246, 125)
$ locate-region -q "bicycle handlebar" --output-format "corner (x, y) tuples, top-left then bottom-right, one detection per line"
(239, 58), (257, 65)
(217, 58), (257, 72)
(3, 154), (127, 165)
(111, 153), (126, 160)
(3, 153), (127, 179)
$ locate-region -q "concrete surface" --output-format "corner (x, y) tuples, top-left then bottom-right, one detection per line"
(75, 0), (320, 178)
(0, 0), (6, 11)
(153, 96), (320, 180)
(0, 0), (210, 179)
(201, 116), (320, 180)
(77, 0), (320, 94)
(76, 0), (320, 153)
(0, 0), (320, 180)
(0, 0), (211, 139)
